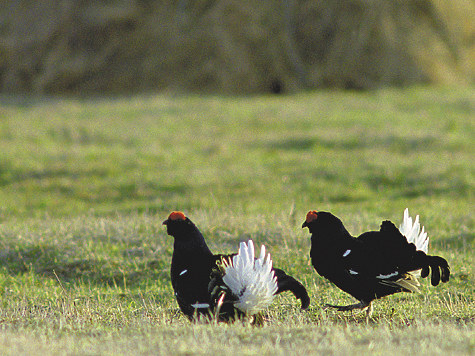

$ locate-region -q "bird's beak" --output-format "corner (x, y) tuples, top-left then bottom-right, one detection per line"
(301, 221), (308, 228)
(162, 219), (168, 225)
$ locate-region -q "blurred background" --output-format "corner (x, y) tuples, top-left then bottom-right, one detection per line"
(1, 0), (475, 96)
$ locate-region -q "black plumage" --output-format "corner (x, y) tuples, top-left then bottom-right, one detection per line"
(164, 211), (310, 322)
(302, 210), (450, 317)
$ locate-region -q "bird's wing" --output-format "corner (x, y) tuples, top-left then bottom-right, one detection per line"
(171, 259), (217, 319)
(339, 245), (421, 293)
(341, 228), (420, 290)
(340, 243), (402, 280)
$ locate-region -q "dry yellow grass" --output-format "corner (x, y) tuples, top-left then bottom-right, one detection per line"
(1, 0), (475, 94)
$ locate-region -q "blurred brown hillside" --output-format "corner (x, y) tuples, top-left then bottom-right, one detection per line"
(1, 0), (475, 95)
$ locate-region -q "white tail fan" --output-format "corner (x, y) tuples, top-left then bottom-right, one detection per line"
(222, 240), (278, 315)
(398, 208), (429, 253)
(397, 208), (430, 282)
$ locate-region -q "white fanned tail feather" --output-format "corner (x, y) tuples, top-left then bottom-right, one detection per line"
(398, 208), (429, 281)
(399, 208), (429, 253)
(222, 240), (278, 315)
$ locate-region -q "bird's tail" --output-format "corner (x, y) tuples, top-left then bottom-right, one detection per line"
(392, 273), (421, 293)
(399, 208), (429, 253)
(399, 209), (450, 284)
(421, 254), (451, 286)
(222, 240), (278, 315)
(272, 268), (310, 310)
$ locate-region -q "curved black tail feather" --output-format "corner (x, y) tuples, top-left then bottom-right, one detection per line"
(273, 268), (310, 310)
(426, 255), (450, 286)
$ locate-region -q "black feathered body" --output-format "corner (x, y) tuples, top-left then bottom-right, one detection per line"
(308, 212), (450, 305)
(170, 242), (219, 319)
(166, 216), (310, 322)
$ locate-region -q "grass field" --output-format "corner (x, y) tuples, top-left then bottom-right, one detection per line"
(0, 87), (474, 355)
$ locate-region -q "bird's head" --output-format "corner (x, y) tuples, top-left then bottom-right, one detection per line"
(301, 210), (318, 232)
(163, 211), (194, 238)
(302, 210), (347, 236)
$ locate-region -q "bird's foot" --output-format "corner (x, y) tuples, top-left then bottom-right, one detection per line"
(324, 301), (373, 322)
(324, 301), (369, 312)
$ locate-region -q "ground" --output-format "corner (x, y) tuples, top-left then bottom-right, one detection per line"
(0, 87), (473, 355)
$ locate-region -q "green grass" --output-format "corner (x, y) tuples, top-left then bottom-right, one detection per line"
(0, 87), (474, 355)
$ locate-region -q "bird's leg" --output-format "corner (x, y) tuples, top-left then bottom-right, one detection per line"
(324, 301), (370, 312)
(213, 292), (226, 322)
(365, 302), (373, 324)
(366, 302), (373, 322)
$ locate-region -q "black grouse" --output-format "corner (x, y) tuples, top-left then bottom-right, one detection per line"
(302, 209), (450, 318)
(164, 211), (310, 323)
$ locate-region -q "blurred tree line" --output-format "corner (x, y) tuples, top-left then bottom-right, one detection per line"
(1, 0), (474, 95)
